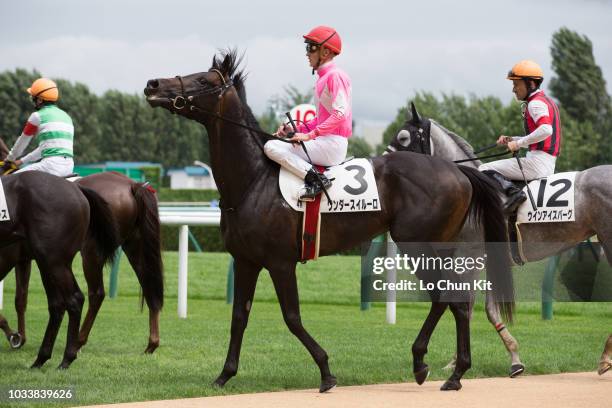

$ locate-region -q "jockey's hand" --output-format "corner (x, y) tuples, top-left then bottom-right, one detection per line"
(288, 133), (310, 143)
(0, 160), (18, 175)
(497, 135), (512, 145)
(14, 159), (22, 167)
(274, 123), (292, 137)
(507, 141), (520, 152)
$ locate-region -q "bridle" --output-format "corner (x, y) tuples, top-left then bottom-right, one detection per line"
(172, 69), (233, 112)
(386, 120), (511, 164)
(169, 69), (291, 149)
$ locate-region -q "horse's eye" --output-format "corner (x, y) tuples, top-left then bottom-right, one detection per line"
(198, 78), (208, 85)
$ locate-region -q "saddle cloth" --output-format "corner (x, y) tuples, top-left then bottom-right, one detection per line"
(0, 177), (10, 221)
(516, 172), (577, 224)
(279, 158), (381, 213)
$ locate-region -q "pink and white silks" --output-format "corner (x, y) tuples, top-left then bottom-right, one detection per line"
(264, 61), (352, 179)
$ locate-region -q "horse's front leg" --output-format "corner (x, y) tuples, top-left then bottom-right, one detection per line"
(269, 262), (336, 393)
(214, 257), (261, 387)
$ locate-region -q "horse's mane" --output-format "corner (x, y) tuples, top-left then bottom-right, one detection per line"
(430, 119), (479, 162)
(211, 49), (265, 135)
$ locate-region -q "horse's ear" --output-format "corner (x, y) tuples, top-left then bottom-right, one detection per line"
(221, 54), (232, 75)
(410, 102), (421, 124)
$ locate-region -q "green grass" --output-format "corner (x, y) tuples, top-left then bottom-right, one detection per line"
(0, 252), (610, 407)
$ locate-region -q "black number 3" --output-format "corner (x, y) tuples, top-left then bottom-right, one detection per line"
(344, 165), (368, 195)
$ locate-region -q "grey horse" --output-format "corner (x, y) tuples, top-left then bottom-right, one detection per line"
(387, 103), (612, 377)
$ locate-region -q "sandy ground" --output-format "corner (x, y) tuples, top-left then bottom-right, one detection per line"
(78, 372), (610, 408)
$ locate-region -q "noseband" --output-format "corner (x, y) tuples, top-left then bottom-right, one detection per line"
(172, 69), (234, 111)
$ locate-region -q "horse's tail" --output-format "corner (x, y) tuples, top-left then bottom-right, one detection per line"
(457, 165), (515, 323)
(78, 186), (120, 266)
(131, 182), (164, 312)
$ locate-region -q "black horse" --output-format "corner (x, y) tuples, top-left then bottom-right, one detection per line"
(0, 171), (118, 368)
(0, 170), (164, 354)
(144, 50), (514, 391)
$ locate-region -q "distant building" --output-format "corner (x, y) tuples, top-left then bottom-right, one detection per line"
(167, 165), (217, 190)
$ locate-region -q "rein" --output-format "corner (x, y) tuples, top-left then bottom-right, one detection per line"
(453, 150), (512, 164)
(170, 70), (301, 212)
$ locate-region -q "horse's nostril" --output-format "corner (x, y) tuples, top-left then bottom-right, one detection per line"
(147, 79), (159, 89)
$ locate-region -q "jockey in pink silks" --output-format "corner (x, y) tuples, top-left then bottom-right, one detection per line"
(264, 25), (352, 201)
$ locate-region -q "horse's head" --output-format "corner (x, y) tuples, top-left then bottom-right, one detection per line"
(144, 51), (242, 121)
(386, 102), (432, 156)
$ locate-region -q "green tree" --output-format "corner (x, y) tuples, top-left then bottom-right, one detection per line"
(549, 27), (612, 165)
(0, 68), (210, 168)
(550, 27), (611, 126)
(347, 137), (373, 158)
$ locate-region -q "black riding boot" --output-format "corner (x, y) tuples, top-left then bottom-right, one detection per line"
(485, 171), (527, 214)
(299, 168), (332, 202)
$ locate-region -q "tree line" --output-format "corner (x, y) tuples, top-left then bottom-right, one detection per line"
(0, 27), (608, 172)
(0, 69), (209, 167)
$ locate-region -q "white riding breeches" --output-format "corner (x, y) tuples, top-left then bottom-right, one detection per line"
(16, 156), (75, 177)
(264, 135), (348, 179)
(479, 150), (556, 181)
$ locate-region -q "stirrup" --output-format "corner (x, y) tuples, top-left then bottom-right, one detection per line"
(299, 185), (320, 202)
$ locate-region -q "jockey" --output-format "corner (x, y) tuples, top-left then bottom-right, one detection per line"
(2, 78), (75, 177)
(480, 60), (562, 213)
(264, 25), (352, 201)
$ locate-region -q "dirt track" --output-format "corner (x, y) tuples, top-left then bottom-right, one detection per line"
(78, 372), (610, 408)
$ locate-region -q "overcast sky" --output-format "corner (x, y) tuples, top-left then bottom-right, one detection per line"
(1, 0), (611, 126)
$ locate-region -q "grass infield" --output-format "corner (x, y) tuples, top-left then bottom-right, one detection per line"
(0, 252), (609, 407)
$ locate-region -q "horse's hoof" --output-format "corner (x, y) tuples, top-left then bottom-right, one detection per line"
(57, 361), (71, 370)
(9, 333), (23, 349)
(510, 364), (525, 378)
(440, 379), (462, 391)
(144, 342), (159, 354)
(212, 374), (230, 388)
(30, 360), (44, 369)
(319, 376), (337, 393)
(414, 365), (429, 385)
(598, 362), (611, 376)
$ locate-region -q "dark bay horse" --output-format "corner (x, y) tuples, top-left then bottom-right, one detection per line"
(0, 171), (118, 368)
(144, 50), (514, 391)
(0, 168), (163, 353)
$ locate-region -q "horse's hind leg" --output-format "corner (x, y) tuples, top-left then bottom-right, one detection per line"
(412, 300), (448, 385)
(31, 269), (66, 368)
(598, 334), (612, 375)
(122, 238), (161, 353)
(214, 258), (261, 387)
(77, 246), (105, 351)
(58, 273), (84, 369)
(440, 302), (471, 391)
(14, 260), (32, 348)
(484, 291), (523, 377)
(32, 264), (84, 369)
(268, 262), (336, 393)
